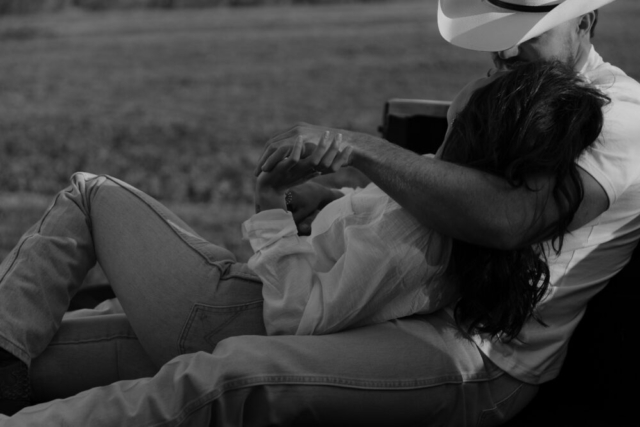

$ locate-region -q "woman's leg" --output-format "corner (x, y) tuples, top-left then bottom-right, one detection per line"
(0, 172), (265, 369)
(30, 314), (158, 403)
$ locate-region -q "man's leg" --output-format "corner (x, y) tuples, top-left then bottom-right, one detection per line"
(1, 311), (538, 427)
(0, 173), (266, 408)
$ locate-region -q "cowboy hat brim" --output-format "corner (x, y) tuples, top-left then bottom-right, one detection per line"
(438, 0), (616, 52)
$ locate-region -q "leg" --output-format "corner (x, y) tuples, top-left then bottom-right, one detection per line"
(30, 314), (158, 403)
(0, 172), (265, 368)
(1, 311), (538, 426)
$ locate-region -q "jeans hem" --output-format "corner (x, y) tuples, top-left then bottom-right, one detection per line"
(0, 334), (30, 366)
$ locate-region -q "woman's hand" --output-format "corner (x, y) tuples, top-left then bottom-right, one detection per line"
(286, 181), (344, 235)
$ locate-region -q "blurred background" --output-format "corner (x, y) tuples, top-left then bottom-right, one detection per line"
(1, 0), (639, 263)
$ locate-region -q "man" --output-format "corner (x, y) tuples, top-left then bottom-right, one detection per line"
(1, 0), (639, 425)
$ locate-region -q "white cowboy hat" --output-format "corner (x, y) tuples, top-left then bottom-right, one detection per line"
(438, 0), (616, 52)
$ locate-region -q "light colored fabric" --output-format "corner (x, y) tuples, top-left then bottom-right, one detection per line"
(242, 183), (456, 336)
(1, 310), (538, 427)
(471, 47), (640, 384)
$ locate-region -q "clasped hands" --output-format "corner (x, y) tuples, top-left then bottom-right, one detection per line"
(254, 125), (353, 233)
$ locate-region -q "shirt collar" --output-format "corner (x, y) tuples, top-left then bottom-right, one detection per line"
(579, 45), (604, 76)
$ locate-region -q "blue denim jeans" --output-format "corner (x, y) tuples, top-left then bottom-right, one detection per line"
(0, 173), (538, 426)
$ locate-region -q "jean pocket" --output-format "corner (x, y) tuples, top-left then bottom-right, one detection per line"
(178, 301), (266, 354)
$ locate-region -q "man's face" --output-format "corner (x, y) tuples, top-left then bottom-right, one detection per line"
(491, 18), (580, 71)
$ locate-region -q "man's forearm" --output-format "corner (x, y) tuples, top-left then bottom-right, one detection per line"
(346, 133), (552, 249)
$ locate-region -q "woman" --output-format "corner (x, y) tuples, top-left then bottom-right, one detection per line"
(0, 60), (608, 415)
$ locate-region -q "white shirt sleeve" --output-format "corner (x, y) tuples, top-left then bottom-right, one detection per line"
(577, 80), (640, 205)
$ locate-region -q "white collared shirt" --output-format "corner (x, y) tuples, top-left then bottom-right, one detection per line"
(471, 47), (640, 384)
(242, 183), (456, 336)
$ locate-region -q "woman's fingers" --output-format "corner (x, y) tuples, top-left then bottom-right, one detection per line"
(259, 145), (292, 174)
(255, 144), (277, 176)
(290, 136), (303, 162)
(268, 137), (303, 174)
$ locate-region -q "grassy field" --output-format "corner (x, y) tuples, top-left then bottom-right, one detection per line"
(1, 0), (640, 264)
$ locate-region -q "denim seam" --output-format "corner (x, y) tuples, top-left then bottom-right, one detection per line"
(48, 334), (139, 346)
(191, 300), (264, 313)
(218, 374), (467, 389)
(35, 191), (64, 234)
(178, 306), (198, 354)
(148, 373), (495, 427)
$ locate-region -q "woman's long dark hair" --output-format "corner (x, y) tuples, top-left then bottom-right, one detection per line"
(441, 60), (609, 342)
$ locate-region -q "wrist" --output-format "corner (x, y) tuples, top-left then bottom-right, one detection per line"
(255, 185), (287, 213)
(324, 188), (344, 205)
(344, 133), (384, 170)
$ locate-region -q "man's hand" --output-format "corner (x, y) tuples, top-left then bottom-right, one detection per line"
(254, 132), (351, 214)
(255, 123), (353, 177)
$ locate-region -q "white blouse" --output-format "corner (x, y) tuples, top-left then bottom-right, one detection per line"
(242, 182), (456, 336)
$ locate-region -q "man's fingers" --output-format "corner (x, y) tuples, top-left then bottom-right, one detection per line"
(331, 144), (353, 171)
(318, 133), (342, 171)
(260, 145), (292, 173)
(300, 131), (338, 173)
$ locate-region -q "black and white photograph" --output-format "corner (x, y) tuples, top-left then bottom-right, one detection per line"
(0, 0), (638, 425)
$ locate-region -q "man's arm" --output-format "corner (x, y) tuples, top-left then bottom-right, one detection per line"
(257, 123), (609, 249)
(346, 132), (609, 249)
